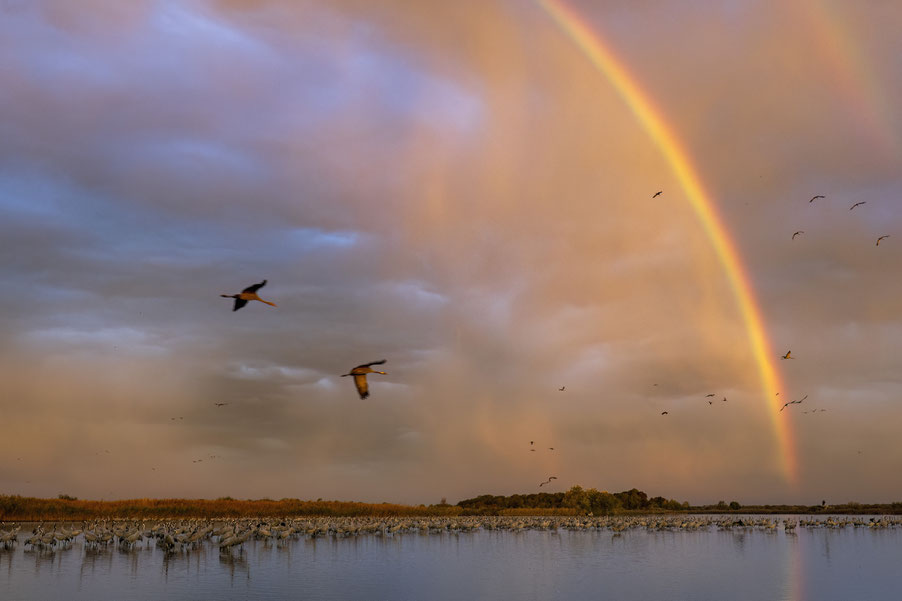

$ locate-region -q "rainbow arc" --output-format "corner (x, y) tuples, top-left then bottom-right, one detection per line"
(538, 0), (795, 483)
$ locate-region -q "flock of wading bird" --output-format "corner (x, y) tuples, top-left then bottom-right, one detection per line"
(3, 515), (902, 555)
(653, 190), (891, 418)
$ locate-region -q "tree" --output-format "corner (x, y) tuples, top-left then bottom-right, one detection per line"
(729, 501), (741, 510)
(563, 486), (590, 512)
(616, 488), (649, 510)
(587, 489), (621, 515)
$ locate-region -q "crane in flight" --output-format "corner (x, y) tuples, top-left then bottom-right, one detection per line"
(780, 395), (808, 412)
(220, 280), (276, 311)
(341, 360), (388, 399)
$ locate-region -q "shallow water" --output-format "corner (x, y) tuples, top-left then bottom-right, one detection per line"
(1, 516), (899, 601)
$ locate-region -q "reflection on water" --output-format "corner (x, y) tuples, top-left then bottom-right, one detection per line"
(0, 516), (900, 601)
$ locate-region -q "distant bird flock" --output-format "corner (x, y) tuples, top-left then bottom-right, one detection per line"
(654, 190), (892, 419)
(6, 515), (900, 557)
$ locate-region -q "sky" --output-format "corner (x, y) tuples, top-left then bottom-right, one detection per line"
(1, 0), (900, 506)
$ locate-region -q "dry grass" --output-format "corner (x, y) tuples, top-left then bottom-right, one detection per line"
(0, 495), (463, 521)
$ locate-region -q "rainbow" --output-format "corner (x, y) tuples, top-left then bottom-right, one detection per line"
(796, 0), (900, 160)
(538, 0), (797, 483)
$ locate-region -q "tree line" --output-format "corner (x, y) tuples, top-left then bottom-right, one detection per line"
(457, 486), (687, 515)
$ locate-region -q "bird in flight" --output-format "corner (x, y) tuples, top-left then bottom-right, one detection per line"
(559, 386), (566, 391)
(780, 395), (808, 412)
(341, 360), (388, 400)
(849, 201), (866, 210)
(707, 400), (713, 405)
(722, 397), (728, 402)
(548, 447), (555, 451)
(781, 350), (794, 360)
(661, 411), (669, 415)
(214, 403), (228, 407)
(221, 280), (276, 311)
(652, 191), (663, 198)
(877, 235), (890, 246)
(809, 195), (824, 203)
(705, 393), (715, 397)
(792, 231), (804, 240)
(539, 476), (558, 487)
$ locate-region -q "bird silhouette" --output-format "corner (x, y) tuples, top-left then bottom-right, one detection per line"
(341, 360), (388, 399)
(877, 235), (890, 246)
(558, 386), (566, 391)
(214, 403), (228, 407)
(809, 195), (824, 203)
(652, 191), (663, 198)
(661, 411), (669, 415)
(781, 350), (794, 360)
(792, 231), (804, 240)
(539, 476), (558, 487)
(705, 393), (715, 397)
(849, 201), (866, 210)
(707, 400), (713, 405)
(221, 280), (276, 311)
(780, 394), (808, 412)
(722, 397), (728, 402)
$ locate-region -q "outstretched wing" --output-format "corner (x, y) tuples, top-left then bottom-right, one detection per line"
(353, 374), (370, 399)
(242, 280), (267, 294)
(357, 359), (387, 369)
(233, 298), (248, 311)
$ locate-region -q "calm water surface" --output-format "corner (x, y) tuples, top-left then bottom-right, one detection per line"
(2, 517), (899, 600)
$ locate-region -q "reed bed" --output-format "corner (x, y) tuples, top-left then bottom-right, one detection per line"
(0, 495), (463, 521)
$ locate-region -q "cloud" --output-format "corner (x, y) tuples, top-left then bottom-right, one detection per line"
(0, 0), (900, 505)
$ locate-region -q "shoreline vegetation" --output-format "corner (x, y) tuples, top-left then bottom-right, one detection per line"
(2, 487), (901, 521)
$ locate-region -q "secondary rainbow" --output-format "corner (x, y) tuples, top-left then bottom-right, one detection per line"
(796, 0), (900, 160)
(538, 0), (797, 483)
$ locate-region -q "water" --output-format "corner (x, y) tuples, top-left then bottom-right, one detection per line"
(2, 517), (899, 601)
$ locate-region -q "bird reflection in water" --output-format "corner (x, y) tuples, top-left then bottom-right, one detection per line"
(80, 545), (114, 585)
(220, 548), (251, 586)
